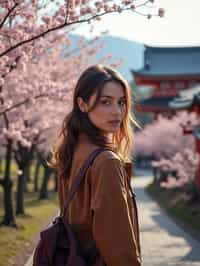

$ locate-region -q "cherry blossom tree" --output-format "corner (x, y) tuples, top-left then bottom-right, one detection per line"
(152, 149), (199, 189)
(0, 0), (164, 58)
(134, 111), (200, 189)
(134, 111), (199, 159)
(0, 0), (164, 117)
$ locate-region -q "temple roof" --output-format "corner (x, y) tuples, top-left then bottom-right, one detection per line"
(132, 46), (200, 77)
(169, 98), (192, 109)
(169, 86), (200, 109)
(179, 85), (200, 98)
(137, 96), (174, 111)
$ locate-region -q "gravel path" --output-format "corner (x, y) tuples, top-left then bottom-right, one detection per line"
(133, 170), (200, 266)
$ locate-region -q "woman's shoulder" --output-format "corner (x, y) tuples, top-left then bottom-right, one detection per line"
(91, 148), (133, 182)
(89, 149), (128, 193)
(95, 148), (121, 163)
(91, 148), (123, 175)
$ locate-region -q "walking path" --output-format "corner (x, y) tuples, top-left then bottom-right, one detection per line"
(133, 169), (200, 266)
(25, 254), (33, 266)
(25, 170), (200, 266)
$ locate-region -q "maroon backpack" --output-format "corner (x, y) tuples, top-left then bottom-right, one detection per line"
(33, 148), (106, 266)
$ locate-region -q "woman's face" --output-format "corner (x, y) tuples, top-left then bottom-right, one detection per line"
(86, 81), (126, 134)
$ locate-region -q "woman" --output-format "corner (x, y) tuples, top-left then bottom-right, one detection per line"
(51, 64), (142, 266)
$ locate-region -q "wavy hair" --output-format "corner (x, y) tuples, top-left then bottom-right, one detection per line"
(51, 64), (139, 179)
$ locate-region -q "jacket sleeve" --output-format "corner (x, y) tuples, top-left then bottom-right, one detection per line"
(90, 155), (142, 266)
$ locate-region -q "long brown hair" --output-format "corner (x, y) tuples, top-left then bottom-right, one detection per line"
(51, 64), (139, 179)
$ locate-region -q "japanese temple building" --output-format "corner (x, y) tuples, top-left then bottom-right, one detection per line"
(131, 45), (200, 119)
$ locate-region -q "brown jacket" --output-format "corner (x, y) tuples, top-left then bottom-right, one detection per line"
(58, 133), (142, 266)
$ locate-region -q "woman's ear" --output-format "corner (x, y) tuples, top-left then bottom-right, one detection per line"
(77, 97), (89, 113)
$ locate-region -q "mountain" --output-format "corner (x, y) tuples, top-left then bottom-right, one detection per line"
(95, 35), (144, 82)
(67, 34), (144, 82)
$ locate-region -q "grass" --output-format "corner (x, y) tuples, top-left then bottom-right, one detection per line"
(0, 159), (47, 213)
(0, 191), (58, 266)
(146, 180), (200, 237)
(0, 160), (58, 266)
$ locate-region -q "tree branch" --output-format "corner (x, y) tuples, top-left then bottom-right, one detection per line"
(64, 36), (103, 57)
(0, 3), (19, 29)
(136, 0), (151, 9)
(0, 1), (158, 58)
(0, 93), (48, 116)
(65, 0), (70, 24)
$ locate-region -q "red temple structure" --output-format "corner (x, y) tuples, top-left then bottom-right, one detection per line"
(132, 46), (200, 119)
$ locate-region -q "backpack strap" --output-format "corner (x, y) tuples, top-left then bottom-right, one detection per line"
(60, 147), (107, 218)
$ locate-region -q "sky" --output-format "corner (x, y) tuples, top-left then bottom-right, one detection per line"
(73, 0), (200, 46)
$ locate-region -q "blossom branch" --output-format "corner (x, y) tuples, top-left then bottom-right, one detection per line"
(0, 3), (19, 29)
(0, 93), (49, 116)
(65, 0), (70, 24)
(136, 0), (152, 8)
(0, 0), (163, 58)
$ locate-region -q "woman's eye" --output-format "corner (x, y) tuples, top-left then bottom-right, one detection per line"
(118, 100), (126, 106)
(100, 99), (126, 106)
(101, 100), (111, 105)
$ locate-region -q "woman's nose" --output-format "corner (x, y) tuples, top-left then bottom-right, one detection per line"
(111, 103), (122, 115)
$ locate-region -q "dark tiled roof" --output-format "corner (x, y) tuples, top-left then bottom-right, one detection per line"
(132, 46), (200, 77)
(139, 96), (174, 108)
(169, 98), (192, 109)
(170, 91), (200, 109)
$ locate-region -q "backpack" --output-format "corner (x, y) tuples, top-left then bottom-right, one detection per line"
(33, 148), (106, 266)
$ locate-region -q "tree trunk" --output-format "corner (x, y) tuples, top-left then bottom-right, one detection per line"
(34, 158), (41, 192)
(39, 167), (52, 199)
(26, 160), (31, 182)
(16, 165), (28, 215)
(24, 161), (31, 193)
(1, 139), (16, 226)
(14, 143), (35, 215)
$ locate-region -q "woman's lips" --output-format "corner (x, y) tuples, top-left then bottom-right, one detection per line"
(108, 120), (121, 126)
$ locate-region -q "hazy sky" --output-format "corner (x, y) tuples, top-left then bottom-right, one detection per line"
(74, 0), (200, 46)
